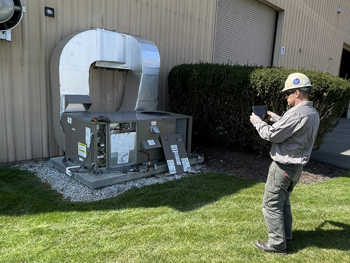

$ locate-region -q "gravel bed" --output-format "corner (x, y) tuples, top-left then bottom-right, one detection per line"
(9, 144), (348, 202)
(12, 160), (204, 203)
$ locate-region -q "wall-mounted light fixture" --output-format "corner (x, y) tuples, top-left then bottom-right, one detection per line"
(45, 6), (54, 17)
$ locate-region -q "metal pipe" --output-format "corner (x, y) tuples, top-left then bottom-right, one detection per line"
(139, 150), (150, 172)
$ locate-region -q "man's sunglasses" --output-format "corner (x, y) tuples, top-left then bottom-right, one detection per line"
(285, 90), (298, 96)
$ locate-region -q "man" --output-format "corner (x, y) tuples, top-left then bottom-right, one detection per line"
(250, 72), (320, 254)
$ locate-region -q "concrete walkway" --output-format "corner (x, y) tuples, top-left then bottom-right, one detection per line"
(311, 118), (350, 170)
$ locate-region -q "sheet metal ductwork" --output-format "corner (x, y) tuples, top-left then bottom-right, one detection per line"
(0, 0), (25, 41)
(50, 28), (160, 151)
(50, 28), (201, 188)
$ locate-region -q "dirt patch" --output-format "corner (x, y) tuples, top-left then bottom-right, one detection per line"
(194, 144), (348, 184)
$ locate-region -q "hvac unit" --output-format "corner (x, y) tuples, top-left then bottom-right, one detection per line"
(50, 28), (203, 188)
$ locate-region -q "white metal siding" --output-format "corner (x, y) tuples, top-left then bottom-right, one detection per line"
(214, 0), (277, 66)
(267, 0), (350, 74)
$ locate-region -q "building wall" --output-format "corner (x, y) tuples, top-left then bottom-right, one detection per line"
(1, 0), (350, 163)
(214, 0), (277, 66)
(0, 0), (217, 163)
(266, 0), (350, 75)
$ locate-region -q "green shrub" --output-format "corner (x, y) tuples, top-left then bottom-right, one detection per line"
(168, 63), (350, 154)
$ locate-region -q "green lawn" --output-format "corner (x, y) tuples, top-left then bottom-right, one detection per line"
(1, 167), (350, 262)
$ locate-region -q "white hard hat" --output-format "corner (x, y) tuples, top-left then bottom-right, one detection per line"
(282, 73), (312, 92)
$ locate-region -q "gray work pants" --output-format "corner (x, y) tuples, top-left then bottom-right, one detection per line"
(262, 161), (303, 250)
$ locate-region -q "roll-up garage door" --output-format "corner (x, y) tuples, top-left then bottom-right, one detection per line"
(214, 0), (277, 66)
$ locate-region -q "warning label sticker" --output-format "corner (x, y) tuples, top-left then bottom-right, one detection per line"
(181, 158), (191, 172)
(78, 142), (86, 158)
(117, 151), (129, 164)
(147, 139), (155, 146)
(170, 145), (181, 165)
(167, 159), (176, 174)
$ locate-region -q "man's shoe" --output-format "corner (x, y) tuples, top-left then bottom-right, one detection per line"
(286, 239), (292, 245)
(253, 241), (287, 255)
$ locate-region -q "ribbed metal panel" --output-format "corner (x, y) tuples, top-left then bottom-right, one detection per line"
(0, 0), (216, 163)
(214, 0), (277, 66)
(267, 0), (350, 75)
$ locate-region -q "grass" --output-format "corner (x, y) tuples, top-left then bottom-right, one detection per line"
(1, 167), (350, 262)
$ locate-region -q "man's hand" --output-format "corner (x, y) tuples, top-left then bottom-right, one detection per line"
(266, 111), (276, 122)
(250, 112), (257, 123)
(251, 111), (275, 123)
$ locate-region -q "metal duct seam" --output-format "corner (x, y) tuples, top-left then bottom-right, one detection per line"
(50, 28), (161, 151)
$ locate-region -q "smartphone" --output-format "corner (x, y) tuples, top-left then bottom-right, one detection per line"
(252, 105), (267, 117)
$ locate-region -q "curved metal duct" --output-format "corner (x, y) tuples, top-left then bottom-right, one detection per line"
(50, 28), (161, 151)
(0, 0), (25, 41)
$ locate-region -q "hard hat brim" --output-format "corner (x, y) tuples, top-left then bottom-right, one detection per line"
(282, 85), (312, 92)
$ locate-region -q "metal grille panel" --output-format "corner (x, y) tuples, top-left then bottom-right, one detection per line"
(214, 0), (277, 66)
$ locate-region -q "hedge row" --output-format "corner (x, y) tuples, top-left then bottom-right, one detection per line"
(168, 63), (350, 154)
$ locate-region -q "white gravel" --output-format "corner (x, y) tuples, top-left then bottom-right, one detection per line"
(12, 160), (205, 203)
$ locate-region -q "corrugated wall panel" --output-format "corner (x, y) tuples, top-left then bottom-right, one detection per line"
(0, 0), (216, 163)
(0, 43), (15, 161)
(267, 0), (350, 75)
(89, 68), (126, 112)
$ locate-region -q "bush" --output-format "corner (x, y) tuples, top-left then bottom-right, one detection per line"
(168, 63), (350, 154)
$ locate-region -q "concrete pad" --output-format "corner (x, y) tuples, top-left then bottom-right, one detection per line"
(51, 156), (204, 189)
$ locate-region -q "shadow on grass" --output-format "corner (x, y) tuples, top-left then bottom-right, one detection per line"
(290, 220), (350, 252)
(0, 167), (259, 215)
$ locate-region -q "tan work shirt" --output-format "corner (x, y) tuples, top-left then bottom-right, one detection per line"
(252, 101), (320, 165)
